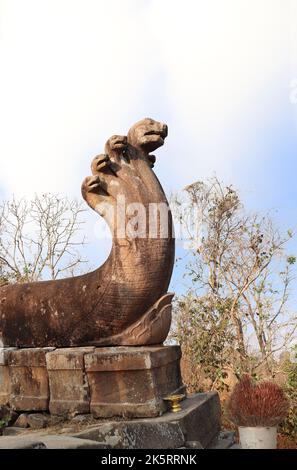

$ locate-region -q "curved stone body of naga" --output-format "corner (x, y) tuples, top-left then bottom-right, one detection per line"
(0, 118), (175, 348)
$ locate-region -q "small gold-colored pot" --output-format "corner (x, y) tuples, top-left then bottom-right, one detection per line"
(163, 393), (186, 413)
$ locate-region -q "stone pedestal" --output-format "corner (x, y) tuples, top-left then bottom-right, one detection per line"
(46, 347), (94, 416)
(85, 346), (185, 418)
(0, 343), (223, 449)
(9, 348), (52, 411)
(1, 345), (185, 418)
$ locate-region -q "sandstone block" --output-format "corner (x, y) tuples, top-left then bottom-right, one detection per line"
(9, 348), (53, 411)
(85, 345), (185, 418)
(0, 348), (16, 406)
(46, 347), (94, 416)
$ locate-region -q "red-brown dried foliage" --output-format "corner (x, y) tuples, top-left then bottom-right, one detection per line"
(227, 375), (289, 427)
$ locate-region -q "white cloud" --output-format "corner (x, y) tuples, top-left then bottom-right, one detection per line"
(0, 0), (295, 198)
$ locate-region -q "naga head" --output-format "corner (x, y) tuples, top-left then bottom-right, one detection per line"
(127, 118), (168, 153)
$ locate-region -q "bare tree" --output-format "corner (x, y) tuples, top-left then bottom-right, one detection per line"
(0, 193), (88, 284)
(171, 177), (297, 386)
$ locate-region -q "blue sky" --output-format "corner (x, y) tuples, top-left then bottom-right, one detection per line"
(1, 0), (297, 294)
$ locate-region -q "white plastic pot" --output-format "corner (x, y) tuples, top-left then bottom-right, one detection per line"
(239, 426), (277, 449)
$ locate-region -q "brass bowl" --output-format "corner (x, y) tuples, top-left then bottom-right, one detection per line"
(163, 393), (186, 413)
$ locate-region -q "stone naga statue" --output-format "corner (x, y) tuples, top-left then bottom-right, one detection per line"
(0, 118), (175, 348)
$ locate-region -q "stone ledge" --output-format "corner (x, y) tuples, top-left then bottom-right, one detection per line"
(72, 392), (221, 449)
(0, 435), (105, 449)
(0, 393), (221, 449)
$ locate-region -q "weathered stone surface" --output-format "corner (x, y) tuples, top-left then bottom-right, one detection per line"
(0, 436), (46, 449)
(26, 413), (50, 429)
(1, 345), (186, 419)
(0, 118), (174, 349)
(71, 414), (95, 425)
(48, 415), (65, 426)
(72, 392), (221, 449)
(180, 392), (221, 448)
(230, 443), (242, 449)
(0, 393), (221, 449)
(0, 348), (16, 405)
(74, 421), (185, 449)
(185, 440), (203, 449)
(9, 348), (53, 411)
(208, 430), (235, 449)
(85, 345), (185, 418)
(14, 413), (29, 428)
(0, 434), (104, 449)
(2, 426), (26, 436)
(46, 347), (94, 416)
(38, 435), (106, 449)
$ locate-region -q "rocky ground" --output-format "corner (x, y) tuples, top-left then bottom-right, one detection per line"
(1, 405), (295, 449)
(0, 403), (233, 449)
